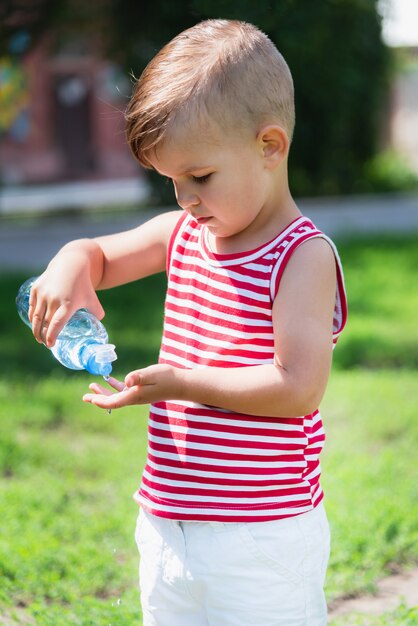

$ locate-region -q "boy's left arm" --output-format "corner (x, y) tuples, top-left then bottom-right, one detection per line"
(84, 238), (337, 418)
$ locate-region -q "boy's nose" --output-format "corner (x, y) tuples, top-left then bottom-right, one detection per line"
(176, 191), (200, 211)
(173, 180), (200, 211)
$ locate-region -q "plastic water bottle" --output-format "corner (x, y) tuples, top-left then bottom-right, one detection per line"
(16, 276), (117, 377)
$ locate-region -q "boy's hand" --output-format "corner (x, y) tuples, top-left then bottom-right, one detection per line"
(30, 283), (104, 348)
(82, 364), (181, 409)
(29, 261), (104, 348)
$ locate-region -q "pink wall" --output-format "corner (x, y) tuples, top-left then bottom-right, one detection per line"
(0, 38), (142, 185)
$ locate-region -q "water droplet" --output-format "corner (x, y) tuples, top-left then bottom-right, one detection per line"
(103, 376), (112, 414)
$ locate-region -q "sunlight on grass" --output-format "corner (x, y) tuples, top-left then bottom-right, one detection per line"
(1, 232), (418, 624)
(1, 371), (417, 623)
(0, 376), (147, 623)
(334, 234), (418, 369)
(330, 604), (418, 626)
(322, 370), (418, 602)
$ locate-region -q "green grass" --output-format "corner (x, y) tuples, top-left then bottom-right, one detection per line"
(1, 232), (418, 624)
(322, 370), (418, 600)
(0, 376), (147, 625)
(1, 272), (167, 379)
(334, 233), (418, 369)
(330, 604), (418, 626)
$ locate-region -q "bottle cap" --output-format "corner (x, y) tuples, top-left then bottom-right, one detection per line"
(83, 343), (118, 376)
(93, 344), (117, 364)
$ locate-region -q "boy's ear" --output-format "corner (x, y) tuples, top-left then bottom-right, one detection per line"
(256, 125), (289, 169)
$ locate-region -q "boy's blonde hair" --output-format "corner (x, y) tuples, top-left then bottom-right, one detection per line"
(126, 19), (295, 168)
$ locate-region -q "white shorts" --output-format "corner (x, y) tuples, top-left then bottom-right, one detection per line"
(135, 503), (330, 626)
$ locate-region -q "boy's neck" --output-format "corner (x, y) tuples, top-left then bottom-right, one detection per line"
(209, 186), (301, 256)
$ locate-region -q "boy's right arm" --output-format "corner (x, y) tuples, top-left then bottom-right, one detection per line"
(29, 210), (182, 347)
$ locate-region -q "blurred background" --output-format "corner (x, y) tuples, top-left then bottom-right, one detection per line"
(0, 0), (418, 217)
(1, 2), (418, 625)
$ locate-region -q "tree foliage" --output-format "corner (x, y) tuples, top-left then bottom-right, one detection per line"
(106, 0), (391, 198)
(1, 0), (392, 197)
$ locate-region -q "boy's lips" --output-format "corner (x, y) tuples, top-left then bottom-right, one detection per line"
(195, 216), (212, 225)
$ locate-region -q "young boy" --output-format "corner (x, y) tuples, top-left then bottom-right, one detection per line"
(29, 19), (347, 626)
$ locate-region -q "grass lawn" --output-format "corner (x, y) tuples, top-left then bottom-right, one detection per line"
(330, 604), (418, 626)
(0, 231), (418, 624)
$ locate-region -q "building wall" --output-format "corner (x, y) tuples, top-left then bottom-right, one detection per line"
(0, 38), (141, 185)
(389, 47), (418, 174)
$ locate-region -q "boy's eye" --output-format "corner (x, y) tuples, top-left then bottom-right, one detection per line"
(192, 173), (212, 184)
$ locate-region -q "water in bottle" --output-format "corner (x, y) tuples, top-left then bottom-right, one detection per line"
(16, 276), (117, 377)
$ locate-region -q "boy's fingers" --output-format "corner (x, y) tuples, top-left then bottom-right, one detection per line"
(31, 300), (60, 345)
(83, 393), (110, 405)
(88, 379), (125, 393)
(31, 304), (48, 343)
(88, 383), (113, 395)
(83, 386), (137, 409)
(83, 391), (120, 406)
(85, 378), (126, 400)
(104, 377), (126, 392)
(28, 300), (35, 325)
(28, 283), (39, 324)
(89, 294), (105, 320)
(124, 369), (146, 387)
(45, 304), (71, 347)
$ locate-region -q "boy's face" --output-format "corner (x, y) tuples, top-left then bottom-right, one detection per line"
(148, 123), (274, 241)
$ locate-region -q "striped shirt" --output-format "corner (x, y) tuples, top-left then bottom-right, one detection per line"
(134, 213), (348, 521)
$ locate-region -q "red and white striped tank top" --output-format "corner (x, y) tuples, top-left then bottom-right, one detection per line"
(135, 213), (348, 522)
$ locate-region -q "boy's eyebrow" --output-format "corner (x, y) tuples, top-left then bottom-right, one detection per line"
(159, 164), (211, 178)
(177, 164), (211, 174)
